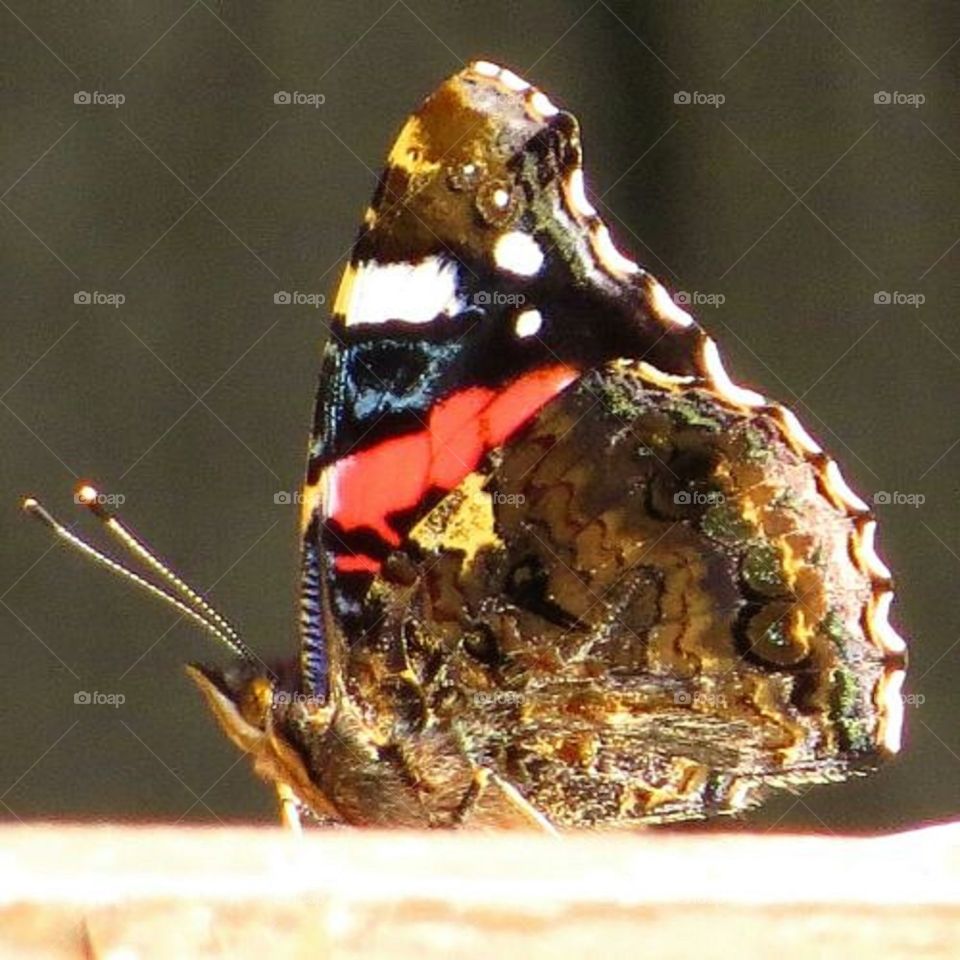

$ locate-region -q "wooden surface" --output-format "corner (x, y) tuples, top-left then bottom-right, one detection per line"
(2, 822), (959, 958)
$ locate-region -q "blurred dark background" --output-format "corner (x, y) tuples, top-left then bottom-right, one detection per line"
(2, 1), (957, 832)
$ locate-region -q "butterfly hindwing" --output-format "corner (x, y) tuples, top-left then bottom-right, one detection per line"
(339, 361), (903, 824)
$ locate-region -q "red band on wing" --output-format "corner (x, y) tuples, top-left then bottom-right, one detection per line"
(328, 364), (578, 570)
(333, 554), (382, 573)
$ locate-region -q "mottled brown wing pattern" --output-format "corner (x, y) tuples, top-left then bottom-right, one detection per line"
(346, 361), (902, 826)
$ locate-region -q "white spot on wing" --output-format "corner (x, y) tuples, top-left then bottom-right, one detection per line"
(499, 68), (530, 92)
(777, 405), (822, 455)
(494, 231), (544, 277)
(341, 257), (464, 328)
(565, 168), (597, 218)
(856, 519), (892, 580)
(823, 460), (869, 513)
(514, 308), (543, 338)
(472, 61), (500, 77)
(529, 90), (559, 118)
(870, 590), (907, 655)
(701, 338), (765, 407)
(592, 225), (639, 276)
(321, 465), (338, 519)
(877, 668), (906, 753)
(649, 280), (695, 329)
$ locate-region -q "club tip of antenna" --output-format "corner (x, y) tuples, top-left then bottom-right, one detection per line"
(75, 482), (112, 519)
(22, 496), (54, 526)
(75, 483), (98, 504)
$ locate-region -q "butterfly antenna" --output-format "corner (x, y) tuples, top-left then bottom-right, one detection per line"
(22, 491), (257, 664)
(74, 485), (245, 647)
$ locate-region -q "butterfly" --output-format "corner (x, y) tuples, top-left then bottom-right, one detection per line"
(26, 61), (907, 831)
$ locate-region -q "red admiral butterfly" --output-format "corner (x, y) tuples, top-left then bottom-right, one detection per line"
(26, 61), (907, 831)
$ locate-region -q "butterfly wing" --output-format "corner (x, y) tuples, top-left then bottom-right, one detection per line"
(291, 61), (905, 827)
(349, 361), (905, 825)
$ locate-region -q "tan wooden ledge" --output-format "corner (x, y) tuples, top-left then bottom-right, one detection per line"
(2, 823), (959, 958)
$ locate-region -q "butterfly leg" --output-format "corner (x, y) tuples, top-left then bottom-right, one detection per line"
(453, 766), (557, 834)
(276, 782), (303, 834)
